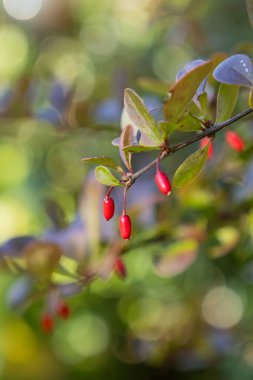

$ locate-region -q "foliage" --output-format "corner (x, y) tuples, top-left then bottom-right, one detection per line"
(1, 1), (253, 380)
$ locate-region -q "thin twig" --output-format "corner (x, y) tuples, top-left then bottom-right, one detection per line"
(130, 108), (253, 182)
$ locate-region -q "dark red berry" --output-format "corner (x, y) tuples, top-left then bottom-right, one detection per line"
(200, 137), (214, 159)
(114, 257), (127, 279)
(225, 131), (245, 152)
(41, 313), (54, 333)
(119, 214), (131, 240)
(155, 170), (172, 196)
(57, 302), (70, 320)
(103, 196), (115, 221)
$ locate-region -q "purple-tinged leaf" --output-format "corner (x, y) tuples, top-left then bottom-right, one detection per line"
(213, 54), (253, 87)
(119, 124), (134, 171)
(164, 60), (212, 122)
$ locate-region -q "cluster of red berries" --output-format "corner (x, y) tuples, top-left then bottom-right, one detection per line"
(41, 301), (70, 333)
(103, 165), (171, 241)
(200, 130), (245, 158)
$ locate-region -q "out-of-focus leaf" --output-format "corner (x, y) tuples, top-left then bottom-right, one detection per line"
(164, 61), (212, 121)
(59, 283), (83, 296)
(119, 124), (134, 170)
(95, 166), (122, 186)
(215, 83), (239, 123)
(246, 0), (253, 29)
(157, 121), (178, 138)
(82, 156), (123, 173)
(178, 114), (203, 132)
(138, 77), (169, 95)
(7, 277), (33, 309)
(0, 236), (37, 257)
(124, 88), (163, 146)
(154, 239), (198, 277)
(24, 242), (62, 281)
(213, 54), (253, 87)
(209, 226), (240, 258)
(173, 146), (209, 188)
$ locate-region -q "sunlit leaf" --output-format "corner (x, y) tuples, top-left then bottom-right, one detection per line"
(82, 156), (123, 173)
(124, 88), (163, 146)
(154, 239), (198, 277)
(215, 83), (239, 123)
(164, 60), (213, 121)
(173, 146), (209, 188)
(123, 144), (160, 153)
(95, 166), (122, 186)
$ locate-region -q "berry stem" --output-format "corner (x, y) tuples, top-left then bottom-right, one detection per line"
(123, 185), (128, 215)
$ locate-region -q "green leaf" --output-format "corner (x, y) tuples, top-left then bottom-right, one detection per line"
(119, 124), (134, 170)
(82, 156), (123, 173)
(124, 88), (163, 146)
(177, 114), (203, 132)
(164, 60), (213, 122)
(123, 144), (160, 153)
(173, 146), (209, 188)
(197, 92), (208, 114)
(249, 88), (253, 108)
(137, 77), (169, 95)
(215, 83), (239, 123)
(154, 239), (198, 277)
(157, 121), (178, 138)
(95, 166), (122, 187)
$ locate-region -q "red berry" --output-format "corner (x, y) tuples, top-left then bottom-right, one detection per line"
(103, 196), (115, 221)
(41, 313), (54, 333)
(200, 137), (214, 159)
(114, 257), (127, 279)
(57, 302), (70, 320)
(119, 214), (131, 240)
(225, 131), (245, 152)
(155, 170), (172, 196)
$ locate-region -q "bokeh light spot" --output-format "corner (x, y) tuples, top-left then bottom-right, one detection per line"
(202, 286), (244, 329)
(0, 25), (29, 80)
(4, 0), (43, 21)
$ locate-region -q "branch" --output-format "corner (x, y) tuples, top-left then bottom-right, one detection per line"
(130, 107), (253, 182)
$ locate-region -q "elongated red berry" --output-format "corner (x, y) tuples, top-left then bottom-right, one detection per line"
(41, 313), (54, 333)
(155, 170), (172, 196)
(225, 131), (245, 152)
(57, 302), (70, 320)
(200, 137), (214, 159)
(119, 214), (131, 240)
(103, 196), (115, 221)
(114, 257), (127, 279)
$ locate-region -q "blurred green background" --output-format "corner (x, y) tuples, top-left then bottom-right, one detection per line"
(1, 0), (253, 379)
